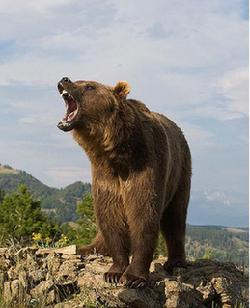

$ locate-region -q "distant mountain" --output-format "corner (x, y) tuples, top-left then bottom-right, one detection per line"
(188, 189), (248, 227)
(0, 164), (91, 222)
(185, 225), (249, 265)
(155, 223), (248, 265)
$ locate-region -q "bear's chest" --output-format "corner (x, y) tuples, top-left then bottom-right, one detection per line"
(92, 175), (132, 205)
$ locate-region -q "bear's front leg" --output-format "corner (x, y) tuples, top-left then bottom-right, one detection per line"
(120, 212), (159, 288)
(95, 202), (130, 283)
(102, 227), (130, 283)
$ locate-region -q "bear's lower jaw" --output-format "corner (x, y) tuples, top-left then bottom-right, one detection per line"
(57, 119), (77, 132)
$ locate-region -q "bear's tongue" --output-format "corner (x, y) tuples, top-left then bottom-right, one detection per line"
(64, 98), (78, 121)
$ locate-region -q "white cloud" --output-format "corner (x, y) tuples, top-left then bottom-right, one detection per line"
(179, 122), (215, 150)
(175, 66), (248, 121)
(216, 67), (249, 119)
(0, 0), (75, 13)
(204, 190), (231, 206)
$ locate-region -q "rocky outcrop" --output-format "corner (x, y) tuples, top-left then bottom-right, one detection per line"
(0, 246), (248, 307)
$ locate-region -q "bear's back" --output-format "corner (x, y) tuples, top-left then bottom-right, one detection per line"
(126, 99), (150, 114)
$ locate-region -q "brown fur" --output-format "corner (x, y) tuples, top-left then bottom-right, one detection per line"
(58, 79), (191, 287)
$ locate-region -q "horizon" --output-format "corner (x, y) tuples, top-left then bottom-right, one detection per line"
(0, 0), (248, 227)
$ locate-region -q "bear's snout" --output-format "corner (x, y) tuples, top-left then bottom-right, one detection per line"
(58, 77), (72, 93)
(61, 77), (72, 83)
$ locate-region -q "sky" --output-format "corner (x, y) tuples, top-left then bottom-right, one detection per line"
(0, 0), (248, 226)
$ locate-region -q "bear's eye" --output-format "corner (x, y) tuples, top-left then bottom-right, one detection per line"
(85, 85), (95, 91)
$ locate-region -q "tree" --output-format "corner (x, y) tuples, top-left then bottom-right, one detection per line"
(0, 189), (5, 203)
(202, 247), (215, 259)
(0, 185), (59, 244)
(75, 193), (97, 245)
(63, 193), (97, 246)
(76, 193), (95, 221)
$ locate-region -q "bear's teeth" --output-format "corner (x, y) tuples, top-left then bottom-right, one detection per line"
(68, 109), (78, 121)
(61, 90), (68, 97)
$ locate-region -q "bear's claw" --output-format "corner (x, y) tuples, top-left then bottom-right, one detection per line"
(120, 272), (147, 288)
(104, 271), (122, 284)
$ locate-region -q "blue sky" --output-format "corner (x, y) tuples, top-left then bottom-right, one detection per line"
(0, 0), (248, 226)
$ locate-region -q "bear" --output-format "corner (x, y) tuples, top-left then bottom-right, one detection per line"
(57, 77), (191, 288)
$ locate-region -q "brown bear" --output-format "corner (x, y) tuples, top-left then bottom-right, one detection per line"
(57, 77), (191, 288)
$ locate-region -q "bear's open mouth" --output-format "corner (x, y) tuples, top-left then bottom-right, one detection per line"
(57, 89), (79, 131)
(61, 90), (79, 122)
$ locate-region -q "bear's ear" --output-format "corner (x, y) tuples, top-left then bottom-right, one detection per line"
(113, 81), (131, 99)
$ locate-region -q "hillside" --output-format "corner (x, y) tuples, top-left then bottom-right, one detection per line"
(0, 164), (91, 222)
(0, 165), (19, 175)
(185, 225), (249, 266)
(153, 224), (249, 266)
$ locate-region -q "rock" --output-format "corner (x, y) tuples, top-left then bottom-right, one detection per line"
(0, 248), (8, 255)
(55, 259), (79, 282)
(47, 289), (56, 305)
(30, 280), (56, 305)
(11, 279), (20, 300)
(26, 253), (39, 267)
(47, 253), (63, 277)
(7, 266), (18, 280)
(29, 268), (46, 285)
(36, 245), (76, 256)
(164, 281), (205, 308)
(3, 281), (12, 302)
(119, 287), (163, 308)
(18, 270), (27, 289)
(0, 269), (8, 284)
(0, 247), (248, 307)
(62, 254), (83, 261)
(54, 281), (79, 302)
(3, 280), (20, 303)
(30, 279), (54, 298)
(14, 247), (38, 259)
(54, 298), (87, 308)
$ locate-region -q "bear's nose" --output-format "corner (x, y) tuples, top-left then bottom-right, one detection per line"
(58, 77), (72, 92)
(61, 77), (72, 83)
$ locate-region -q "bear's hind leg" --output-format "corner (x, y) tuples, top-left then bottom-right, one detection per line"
(77, 232), (108, 256)
(160, 179), (190, 273)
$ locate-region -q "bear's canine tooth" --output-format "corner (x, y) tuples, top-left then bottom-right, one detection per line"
(61, 90), (68, 96)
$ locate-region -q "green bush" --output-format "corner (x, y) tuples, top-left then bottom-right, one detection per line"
(62, 193), (97, 246)
(0, 185), (60, 246)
